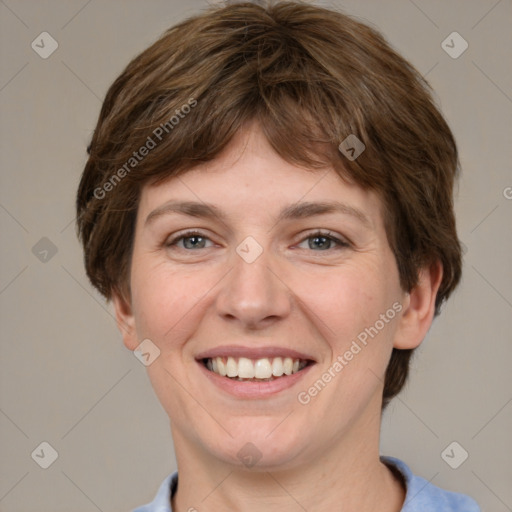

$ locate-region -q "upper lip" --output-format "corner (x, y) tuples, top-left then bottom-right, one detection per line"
(195, 345), (316, 362)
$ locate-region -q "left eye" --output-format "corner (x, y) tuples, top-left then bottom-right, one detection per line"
(297, 231), (348, 251)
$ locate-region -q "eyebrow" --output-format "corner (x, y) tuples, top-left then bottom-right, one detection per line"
(145, 200), (371, 228)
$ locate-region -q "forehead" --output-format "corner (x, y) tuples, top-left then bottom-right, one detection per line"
(137, 123), (384, 229)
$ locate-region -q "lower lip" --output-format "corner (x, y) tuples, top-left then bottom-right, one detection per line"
(197, 360), (315, 399)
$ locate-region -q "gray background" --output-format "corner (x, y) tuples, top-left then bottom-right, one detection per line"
(0, 0), (511, 511)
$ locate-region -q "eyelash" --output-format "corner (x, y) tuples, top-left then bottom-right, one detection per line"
(165, 229), (349, 252)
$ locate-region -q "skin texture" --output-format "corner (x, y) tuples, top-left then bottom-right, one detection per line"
(113, 122), (442, 512)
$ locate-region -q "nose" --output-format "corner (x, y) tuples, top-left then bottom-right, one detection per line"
(215, 245), (293, 330)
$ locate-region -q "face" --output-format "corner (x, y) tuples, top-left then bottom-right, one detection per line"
(116, 122), (416, 471)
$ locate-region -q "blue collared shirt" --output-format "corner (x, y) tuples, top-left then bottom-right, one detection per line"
(132, 456), (480, 511)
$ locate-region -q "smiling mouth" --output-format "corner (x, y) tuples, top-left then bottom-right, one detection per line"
(201, 356), (314, 382)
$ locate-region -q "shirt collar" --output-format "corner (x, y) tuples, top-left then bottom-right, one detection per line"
(139, 457), (478, 512)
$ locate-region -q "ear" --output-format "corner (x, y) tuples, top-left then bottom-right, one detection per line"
(394, 260), (443, 350)
(111, 291), (139, 351)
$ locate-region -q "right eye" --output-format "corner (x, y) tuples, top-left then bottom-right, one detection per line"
(165, 231), (215, 250)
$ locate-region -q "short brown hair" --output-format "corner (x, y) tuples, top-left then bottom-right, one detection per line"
(76, 0), (462, 407)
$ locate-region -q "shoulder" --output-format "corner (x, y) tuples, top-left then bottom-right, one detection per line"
(131, 471), (177, 512)
(382, 456), (480, 512)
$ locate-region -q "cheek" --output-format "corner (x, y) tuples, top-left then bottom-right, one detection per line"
(130, 259), (221, 347)
(131, 262), (187, 339)
(312, 272), (400, 407)
(307, 262), (401, 371)
(310, 269), (380, 338)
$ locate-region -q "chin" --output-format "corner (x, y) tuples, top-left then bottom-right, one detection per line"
(206, 425), (310, 471)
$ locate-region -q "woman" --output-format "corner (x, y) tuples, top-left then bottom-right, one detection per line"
(76, 2), (480, 510)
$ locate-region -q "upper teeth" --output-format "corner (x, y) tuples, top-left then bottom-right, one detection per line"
(205, 357), (307, 379)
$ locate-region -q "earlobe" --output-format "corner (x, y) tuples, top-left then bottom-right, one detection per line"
(393, 261), (443, 350)
(112, 291), (139, 351)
